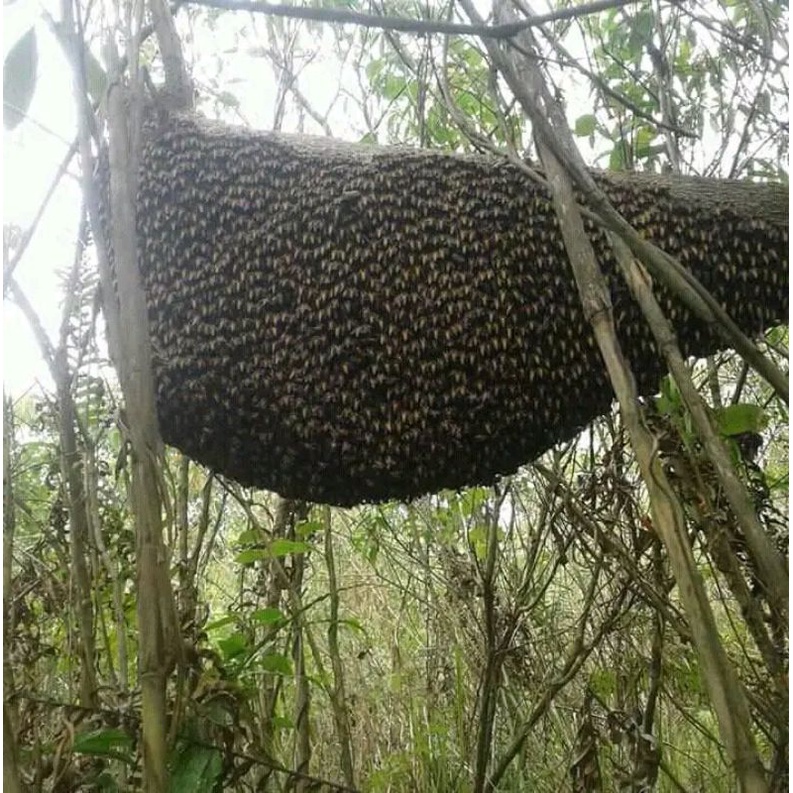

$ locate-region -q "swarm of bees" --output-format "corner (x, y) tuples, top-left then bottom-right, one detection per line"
(132, 114), (788, 506)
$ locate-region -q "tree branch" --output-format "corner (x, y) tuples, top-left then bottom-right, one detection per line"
(475, 1), (772, 786)
(150, 0), (194, 107)
(183, 0), (637, 39)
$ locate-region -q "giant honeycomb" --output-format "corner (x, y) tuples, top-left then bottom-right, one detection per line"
(123, 114), (788, 506)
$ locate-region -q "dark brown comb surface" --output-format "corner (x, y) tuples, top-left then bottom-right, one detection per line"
(134, 115), (788, 505)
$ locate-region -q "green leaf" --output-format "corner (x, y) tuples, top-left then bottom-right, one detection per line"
(73, 728), (134, 763)
(656, 375), (682, 416)
(218, 632), (247, 660)
(268, 538), (311, 558)
(715, 404), (768, 436)
(260, 652), (293, 675)
(4, 27), (38, 130)
(340, 617), (365, 634)
(236, 539), (310, 564)
(766, 326), (788, 347)
(460, 487), (488, 518)
(251, 607), (284, 624)
(295, 519), (322, 539)
(635, 126), (656, 159)
(365, 58), (384, 84)
(608, 143), (626, 171)
(370, 66), (408, 102)
(235, 548), (267, 565)
(351, 520), (380, 563)
(574, 114), (597, 137)
(169, 744), (223, 793)
(468, 525), (487, 561)
(237, 529), (260, 544)
(205, 614), (237, 632)
(589, 669), (617, 698)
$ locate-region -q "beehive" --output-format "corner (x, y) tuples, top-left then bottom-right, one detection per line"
(128, 114), (788, 506)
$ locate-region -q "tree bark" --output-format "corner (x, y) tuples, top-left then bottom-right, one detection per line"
(63, 0), (182, 779)
(323, 507), (356, 788)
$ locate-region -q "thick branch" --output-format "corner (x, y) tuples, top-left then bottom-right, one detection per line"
(150, 0), (193, 108)
(611, 235), (788, 619)
(479, 2), (771, 787)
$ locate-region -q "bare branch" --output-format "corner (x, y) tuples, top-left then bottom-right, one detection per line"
(150, 0), (194, 108)
(183, 0), (637, 39)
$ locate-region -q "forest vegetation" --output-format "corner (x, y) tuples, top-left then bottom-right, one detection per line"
(2, 0), (788, 790)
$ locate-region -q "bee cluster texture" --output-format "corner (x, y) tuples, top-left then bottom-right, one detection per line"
(131, 114), (788, 506)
